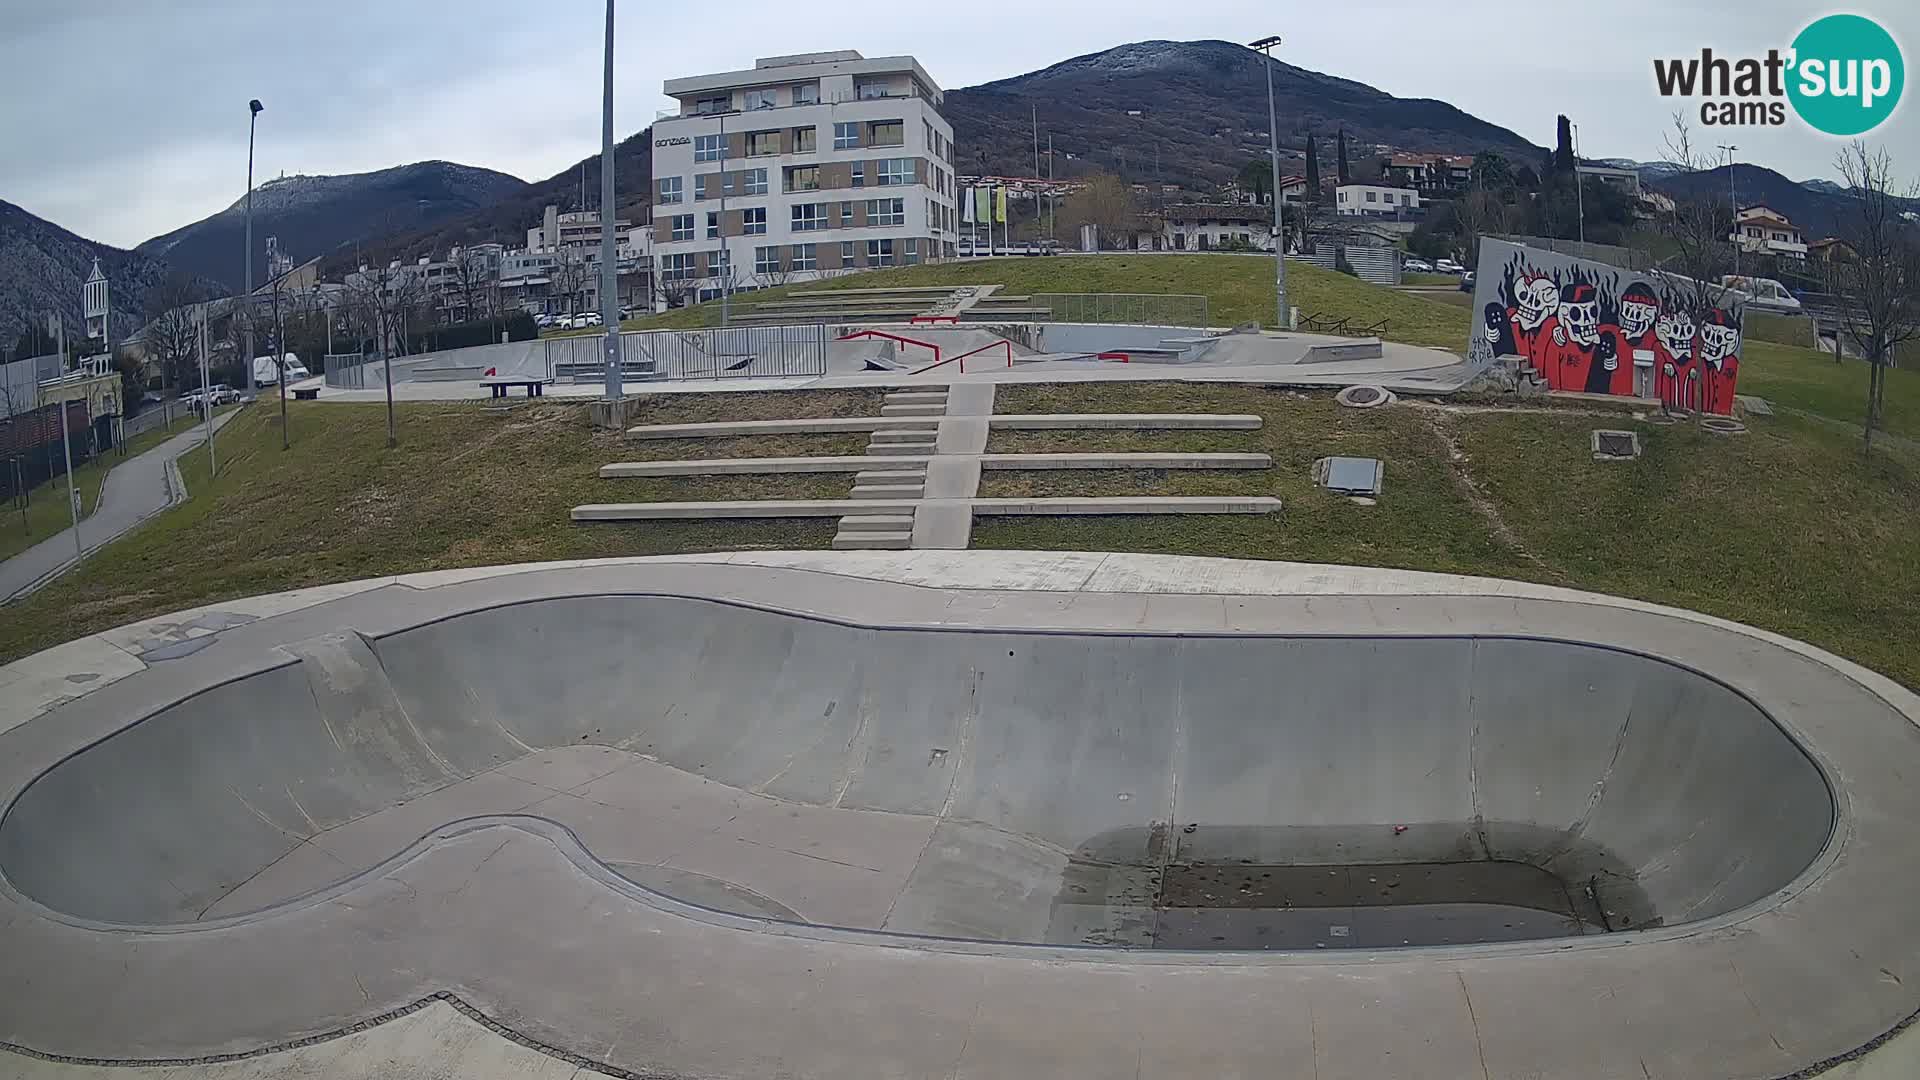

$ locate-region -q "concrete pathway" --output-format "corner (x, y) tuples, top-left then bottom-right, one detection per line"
(0, 411), (237, 602)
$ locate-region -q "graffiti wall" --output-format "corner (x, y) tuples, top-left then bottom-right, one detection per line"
(1467, 238), (1744, 414)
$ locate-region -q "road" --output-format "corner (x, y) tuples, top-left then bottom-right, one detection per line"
(0, 410), (237, 601)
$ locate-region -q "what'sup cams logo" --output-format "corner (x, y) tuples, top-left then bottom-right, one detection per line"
(1653, 13), (1904, 134)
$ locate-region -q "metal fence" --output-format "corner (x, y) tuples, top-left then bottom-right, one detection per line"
(557, 326), (829, 382)
(323, 352), (369, 389)
(1492, 235), (1656, 271)
(1027, 293), (1211, 327)
(1302, 244), (1402, 287)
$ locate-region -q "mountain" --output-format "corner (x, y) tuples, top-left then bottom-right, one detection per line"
(314, 132), (655, 280)
(137, 160), (528, 292)
(943, 40), (1544, 188)
(0, 199), (219, 353)
(1644, 163), (1920, 239)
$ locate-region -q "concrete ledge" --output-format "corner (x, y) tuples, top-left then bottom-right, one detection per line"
(573, 499), (919, 520)
(627, 417), (937, 439)
(987, 413), (1262, 431)
(600, 456), (913, 477)
(979, 453), (1271, 470)
(1298, 337), (1386, 363)
(971, 496), (1282, 515)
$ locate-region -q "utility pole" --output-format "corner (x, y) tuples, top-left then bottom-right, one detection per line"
(199, 305), (216, 476)
(599, 0), (623, 400)
(51, 313), (81, 563)
(275, 285), (288, 450)
(1718, 144), (1741, 278)
(1250, 35), (1290, 329)
(1032, 104), (1040, 247)
(244, 99), (263, 396)
(1047, 134), (1055, 246)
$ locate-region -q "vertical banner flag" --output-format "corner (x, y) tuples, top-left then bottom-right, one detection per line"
(974, 187), (992, 225)
(961, 186), (976, 225)
(994, 187), (1008, 224)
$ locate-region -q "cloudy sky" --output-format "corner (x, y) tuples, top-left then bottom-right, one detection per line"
(4, 0), (1913, 248)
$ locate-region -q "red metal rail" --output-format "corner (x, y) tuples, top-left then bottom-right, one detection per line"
(952, 339), (1015, 373)
(835, 329), (940, 367)
(909, 315), (959, 325)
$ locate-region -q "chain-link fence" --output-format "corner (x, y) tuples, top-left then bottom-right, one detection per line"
(1027, 293), (1211, 327)
(558, 326), (828, 382)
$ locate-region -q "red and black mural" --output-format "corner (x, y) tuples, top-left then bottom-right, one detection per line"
(1468, 239), (1742, 414)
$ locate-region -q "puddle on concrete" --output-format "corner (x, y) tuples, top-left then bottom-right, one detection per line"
(1049, 823), (1654, 950)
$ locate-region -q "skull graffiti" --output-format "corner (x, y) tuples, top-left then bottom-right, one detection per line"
(1699, 310), (1739, 367)
(1656, 310), (1696, 361)
(1619, 283), (1660, 340)
(1557, 283), (1601, 347)
(1515, 275), (1558, 330)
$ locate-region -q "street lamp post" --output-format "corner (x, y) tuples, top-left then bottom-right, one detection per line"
(1718, 143), (1740, 278)
(1572, 122), (1585, 246)
(1249, 36), (1290, 330)
(599, 0), (623, 400)
(244, 99), (263, 395)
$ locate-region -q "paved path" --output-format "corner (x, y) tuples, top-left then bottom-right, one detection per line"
(0, 411), (237, 601)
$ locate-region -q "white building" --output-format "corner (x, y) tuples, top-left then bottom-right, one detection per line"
(1732, 205), (1808, 259)
(1334, 184), (1419, 217)
(649, 50), (958, 301)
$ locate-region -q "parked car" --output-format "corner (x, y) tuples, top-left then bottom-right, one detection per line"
(575, 312), (603, 327)
(1403, 258), (1434, 273)
(1435, 259), (1466, 274)
(533, 313), (557, 328)
(209, 384), (240, 405)
(1459, 270), (1476, 292)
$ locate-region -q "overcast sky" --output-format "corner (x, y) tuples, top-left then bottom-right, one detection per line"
(4, 0), (1913, 248)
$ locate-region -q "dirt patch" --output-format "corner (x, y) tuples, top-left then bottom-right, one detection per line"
(66, 592), (159, 618)
(1416, 410), (1566, 583)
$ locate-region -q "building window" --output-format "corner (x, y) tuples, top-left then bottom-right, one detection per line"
(791, 243), (817, 271)
(857, 82), (889, 100)
(658, 176), (683, 204)
(851, 162), (864, 188)
(710, 248), (730, 274)
(746, 130), (779, 156)
(839, 201), (854, 224)
(694, 134), (723, 163)
(785, 165), (819, 192)
(1400, 193), (1410, 205)
(792, 83), (818, 105)
(924, 120), (935, 149)
(869, 121), (904, 147)
(877, 158), (912, 186)
(792, 203), (826, 231)
(833, 122), (860, 150)
(755, 246), (782, 275)
(670, 214), (694, 241)
(1338, 190), (1347, 203)
(706, 211), (720, 239)
(661, 253), (695, 280)
(694, 95), (728, 114)
(792, 126), (816, 153)
(866, 239), (895, 266)
(742, 207), (766, 235)
(841, 240), (856, 264)
(904, 239), (921, 265)
(868, 198), (904, 226)
(1365, 190), (1377, 203)
(744, 88), (778, 110)
(743, 168), (768, 195)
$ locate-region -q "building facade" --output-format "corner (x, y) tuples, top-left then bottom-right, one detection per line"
(1335, 184), (1420, 217)
(649, 50), (957, 301)
(1732, 205), (1808, 259)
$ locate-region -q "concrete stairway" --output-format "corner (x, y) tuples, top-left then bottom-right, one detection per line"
(835, 388), (947, 550)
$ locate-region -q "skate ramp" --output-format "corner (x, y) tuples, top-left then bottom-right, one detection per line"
(0, 596), (1831, 943)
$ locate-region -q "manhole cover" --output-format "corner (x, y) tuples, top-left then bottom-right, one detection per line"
(1591, 430), (1641, 461)
(1317, 456), (1384, 495)
(1700, 416), (1748, 436)
(1336, 384), (1395, 409)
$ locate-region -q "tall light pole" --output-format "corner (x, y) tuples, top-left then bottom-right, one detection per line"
(599, 0), (623, 400)
(717, 109), (731, 328)
(1571, 122), (1585, 246)
(1249, 36), (1289, 330)
(244, 99), (263, 396)
(1717, 144), (1740, 278)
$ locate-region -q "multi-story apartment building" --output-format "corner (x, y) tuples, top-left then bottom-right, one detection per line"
(650, 50), (958, 301)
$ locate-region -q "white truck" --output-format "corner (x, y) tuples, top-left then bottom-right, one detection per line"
(1718, 276), (1803, 314)
(252, 353), (312, 386)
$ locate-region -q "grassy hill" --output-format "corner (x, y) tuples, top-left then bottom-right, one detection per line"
(627, 255), (1473, 349)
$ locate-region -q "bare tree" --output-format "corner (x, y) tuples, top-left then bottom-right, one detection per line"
(549, 250), (589, 321)
(1831, 142), (1920, 455)
(452, 249), (495, 325)
(1652, 114), (1739, 316)
(1452, 187), (1516, 268)
(140, 273), (205, 392)
(1061, 173), (1142, 250)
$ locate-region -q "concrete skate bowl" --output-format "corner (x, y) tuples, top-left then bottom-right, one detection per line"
(0, 595), (1834, 950)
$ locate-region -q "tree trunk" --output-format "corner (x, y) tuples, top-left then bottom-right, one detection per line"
(1863, 360), (1882, 455)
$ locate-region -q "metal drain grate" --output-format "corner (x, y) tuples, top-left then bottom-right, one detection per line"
(1317, 456), (1384, 495)
(1591, 430), (1642, 461)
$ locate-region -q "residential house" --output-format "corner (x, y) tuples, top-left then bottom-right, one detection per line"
(1732, 205), (1808, 258)
(1335, 184), (1420, 217)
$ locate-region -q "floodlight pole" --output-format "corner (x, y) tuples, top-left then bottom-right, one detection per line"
(599, 0), (623, 399)
(1251, 35), (1290, 330)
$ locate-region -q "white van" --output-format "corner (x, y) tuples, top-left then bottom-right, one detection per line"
(1719, 276), (1802, 313)
(252, 353), (312, 386)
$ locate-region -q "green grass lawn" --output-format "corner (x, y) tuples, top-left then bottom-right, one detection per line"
(626, 256), (1472, 349)
(0, 411), (203, 563)
(1737, 340), (1919, 441)
(5, 380), (1919, 694)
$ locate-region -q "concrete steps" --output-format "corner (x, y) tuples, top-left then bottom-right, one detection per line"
(869, 428), (940, 445)
(832, 531), (913, 550)
(884, 392), (949, 406)
(853, 469), (927, 484)
(850, 484), (925, 500)
(880, 404), (946, 417)
(837, 514), (916, 532)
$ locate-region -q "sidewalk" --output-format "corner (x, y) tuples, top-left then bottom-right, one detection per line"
(0, 411), (238, 601)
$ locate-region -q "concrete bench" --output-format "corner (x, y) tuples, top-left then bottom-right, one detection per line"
(291, 386), (320, 401)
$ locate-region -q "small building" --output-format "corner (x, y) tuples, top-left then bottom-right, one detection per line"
(1575, 164), (1643, 198)
(1384, 153), (1473, 193)
(1161, 204), (1273, 251)
(1732, 206), (1807, 258)
(1335, 184), (1419, 217)
(1807, 237), (1853, 262)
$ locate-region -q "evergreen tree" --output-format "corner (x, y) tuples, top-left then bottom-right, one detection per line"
(1336, 129), (1351, 185)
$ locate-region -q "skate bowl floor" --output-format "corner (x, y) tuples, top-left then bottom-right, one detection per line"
(0, 553), (1917, 1080)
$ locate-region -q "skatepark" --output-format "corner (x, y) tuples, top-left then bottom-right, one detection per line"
(1, 552), (1918, 1078)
